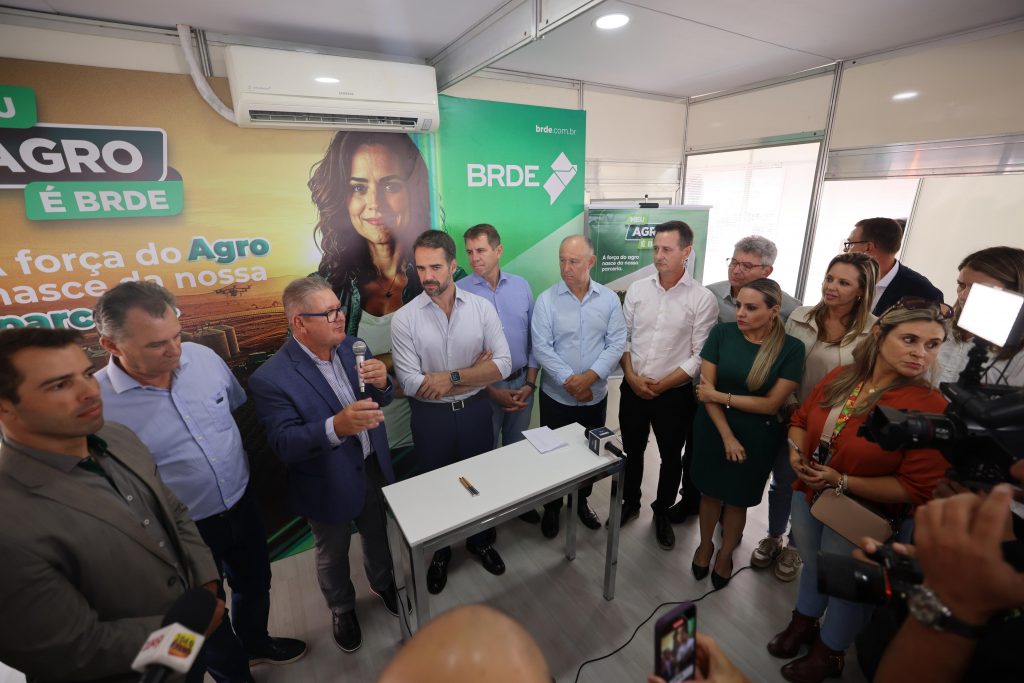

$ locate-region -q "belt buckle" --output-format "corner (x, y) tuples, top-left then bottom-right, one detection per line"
(450, 399), (466, 411)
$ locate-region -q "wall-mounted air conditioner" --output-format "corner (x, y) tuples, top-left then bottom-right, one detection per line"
(224, 45), (439, 133)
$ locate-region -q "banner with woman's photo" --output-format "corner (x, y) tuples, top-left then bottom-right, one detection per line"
(0, 60), (585, 557)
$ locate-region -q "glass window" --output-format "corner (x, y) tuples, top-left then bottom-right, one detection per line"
(803, 178), (920, 305)
(684, 143), (819, 295)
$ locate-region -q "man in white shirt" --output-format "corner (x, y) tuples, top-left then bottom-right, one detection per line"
(619, 221), (718, 550)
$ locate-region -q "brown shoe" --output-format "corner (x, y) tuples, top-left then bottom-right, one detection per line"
(767, 610), (820, 659)
(780, 636), (844, 683)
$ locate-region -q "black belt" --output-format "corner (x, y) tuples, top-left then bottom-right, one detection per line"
(507, 367), (527, 381)
(420, 391), (485, 412)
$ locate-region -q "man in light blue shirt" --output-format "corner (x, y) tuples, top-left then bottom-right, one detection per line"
(391, 230), (512, 595)
(462, 224), (539, 448)
(531, 235), (627, 538)
(95, 282), (306, 679)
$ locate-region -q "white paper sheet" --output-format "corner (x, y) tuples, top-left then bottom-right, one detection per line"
(522, 426), (568, 453)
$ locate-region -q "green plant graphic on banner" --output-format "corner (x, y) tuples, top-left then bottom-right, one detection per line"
(438, 95), (586, 294)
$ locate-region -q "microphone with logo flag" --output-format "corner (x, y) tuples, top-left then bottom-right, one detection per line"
(132, 588), (216, 683)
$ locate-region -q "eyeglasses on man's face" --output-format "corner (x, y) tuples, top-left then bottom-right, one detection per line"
(299, 306), (345, 323)
(843, 240), (870, 253)
(726, 257), (766, 273)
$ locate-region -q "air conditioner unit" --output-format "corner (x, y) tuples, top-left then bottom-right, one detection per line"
(224, 45), (439, 133)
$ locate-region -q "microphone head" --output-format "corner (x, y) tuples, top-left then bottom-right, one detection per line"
(161, 588), (216, 632)
(351, 340), (367, 356)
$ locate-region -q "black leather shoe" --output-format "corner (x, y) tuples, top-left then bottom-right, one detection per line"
(332, 611), (361, 652)
(248, 637), (308, 666)
(668, 499), (700, 524)
(518, 509), (541, 524)
(654, 512), (675, 550)
(427, 554), (450, 594)
(605, 501), (641, 528)
(370, 583), (399, 617)
(467, 543), (506, 575)
(711, 553), (733, 590)
(577, 501), (601, 530)
(541, 507), (560, 538)
(692, 542), (714, 580)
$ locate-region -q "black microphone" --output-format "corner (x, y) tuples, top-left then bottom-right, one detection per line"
(135, 589), (216, 683)
(352, 340), (367, 394)
(583, 426), (625, 458)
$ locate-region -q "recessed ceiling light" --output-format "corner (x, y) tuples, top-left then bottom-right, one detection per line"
(315, 76), (340, 84)
(595, 13), (629, 30)
(892, 91), (918, 101)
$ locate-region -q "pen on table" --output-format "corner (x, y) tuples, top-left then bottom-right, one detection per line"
(459, 476), (480, 496)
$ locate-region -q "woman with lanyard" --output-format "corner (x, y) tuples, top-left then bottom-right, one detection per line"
(767, 299), (951, 683)
(752, 252), (878, 583)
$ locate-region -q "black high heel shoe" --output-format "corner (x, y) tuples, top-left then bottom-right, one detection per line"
(691, 542), (714, 580)
(711, 552), (733, 590)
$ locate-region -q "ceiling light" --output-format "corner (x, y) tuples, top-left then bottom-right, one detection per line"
(595, 13), (629, 30)
(892, 91), (918, 101)
(315, 76), (340, 84)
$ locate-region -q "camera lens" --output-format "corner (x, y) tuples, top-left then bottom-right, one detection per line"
(817, 552), (889, 605)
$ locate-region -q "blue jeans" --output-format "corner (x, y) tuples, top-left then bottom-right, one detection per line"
(767, 443), (797, 544)
(489, 373), (535, 448)
(790, 491), (876, 651)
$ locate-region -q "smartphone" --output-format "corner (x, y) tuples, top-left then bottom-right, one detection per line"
(654, 602), (697, 682)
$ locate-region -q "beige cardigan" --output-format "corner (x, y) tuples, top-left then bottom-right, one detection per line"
(785, 305), (877, 404)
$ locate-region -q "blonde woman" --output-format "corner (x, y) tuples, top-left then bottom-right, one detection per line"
(692, 279), (804, 589)
(752, 253), (879, 582)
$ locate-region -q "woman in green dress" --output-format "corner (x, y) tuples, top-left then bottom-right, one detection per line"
(692, 278), (804, 589)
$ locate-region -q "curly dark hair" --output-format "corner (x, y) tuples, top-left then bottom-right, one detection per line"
(308, 131), (431, 289)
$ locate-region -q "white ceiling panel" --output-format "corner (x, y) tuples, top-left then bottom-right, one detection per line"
(495, 0), (831, 95)
(2, 0), (509, 58)
(629, 0), (1024, 59)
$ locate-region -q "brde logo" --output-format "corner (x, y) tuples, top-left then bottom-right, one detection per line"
(466, 152), (577, 205)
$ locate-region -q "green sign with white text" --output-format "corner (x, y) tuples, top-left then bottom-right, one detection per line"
(0, 85), (37, 129)
(24, 180), (184, 220)
(438, 95), (586, 294)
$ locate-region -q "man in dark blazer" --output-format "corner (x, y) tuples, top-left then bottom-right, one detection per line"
(248, 275), (397, 655)
(0, 328), (222, 682)
(845, 216), (943, 315)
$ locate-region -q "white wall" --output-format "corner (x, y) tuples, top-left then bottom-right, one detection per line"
(903, 174), (1024, 303)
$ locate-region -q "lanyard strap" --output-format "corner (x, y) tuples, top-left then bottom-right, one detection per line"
(819, 380), (864, 447)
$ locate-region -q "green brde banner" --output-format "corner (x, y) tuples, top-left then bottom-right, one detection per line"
(437, 95), (586, 294)
(587, 204), (712, 291)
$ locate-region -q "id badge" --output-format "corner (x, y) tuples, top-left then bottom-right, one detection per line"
(815, 442), (832, 466)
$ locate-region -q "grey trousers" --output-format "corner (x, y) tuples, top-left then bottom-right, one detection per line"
(306, 455), (393, 615)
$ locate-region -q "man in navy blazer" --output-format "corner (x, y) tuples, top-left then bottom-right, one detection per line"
(249, 275), (397, 655)
(845, 217), (943, 315)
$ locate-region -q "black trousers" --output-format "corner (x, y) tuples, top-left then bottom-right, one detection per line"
(539, 391), (605, 512)
(409, 394), (496, 550)
(194, 487), (272, 682)
(620, 381), (698, 513)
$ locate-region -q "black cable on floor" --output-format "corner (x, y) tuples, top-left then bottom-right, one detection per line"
(572, 564), (753, 683)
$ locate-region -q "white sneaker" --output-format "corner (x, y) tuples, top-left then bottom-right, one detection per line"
(750, 536), (783, 568)
(774, 545), (803, 582)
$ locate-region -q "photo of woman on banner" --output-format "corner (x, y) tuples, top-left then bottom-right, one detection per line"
(307, 131), (463, 470)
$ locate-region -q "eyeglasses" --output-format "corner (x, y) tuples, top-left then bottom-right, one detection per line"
(880, 297), (954, 321)
(843, 240), (870, 252)
(299, 306), (345, 323)
(725, 258), (766, 273)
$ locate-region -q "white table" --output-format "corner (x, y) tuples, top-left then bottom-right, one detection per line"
(381, 423), (625, 639)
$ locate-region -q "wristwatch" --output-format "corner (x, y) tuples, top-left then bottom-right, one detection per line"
(907, 585), (987, 639)
(450, 371), (462, 385)
(524, 381), (537, 390)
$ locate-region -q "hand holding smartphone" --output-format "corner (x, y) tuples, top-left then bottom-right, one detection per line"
(654, 603), (697, 682)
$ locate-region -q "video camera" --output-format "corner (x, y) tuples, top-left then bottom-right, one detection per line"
(858, 283), (1024, 489)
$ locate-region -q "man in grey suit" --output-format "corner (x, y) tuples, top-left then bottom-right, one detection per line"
(0, 328), (222, 682)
